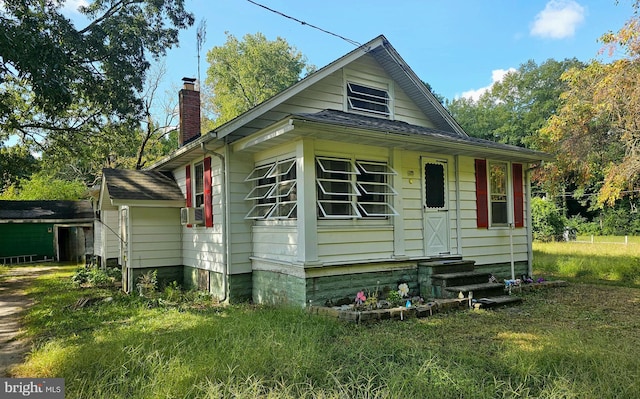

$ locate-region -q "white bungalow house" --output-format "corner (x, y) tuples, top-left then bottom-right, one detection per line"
(96, 35), (552, 305)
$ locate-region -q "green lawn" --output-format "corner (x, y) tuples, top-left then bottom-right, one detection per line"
(6, 251), (640, 398)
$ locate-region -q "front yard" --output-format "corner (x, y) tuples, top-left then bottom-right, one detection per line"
(4, 243), (640, 398)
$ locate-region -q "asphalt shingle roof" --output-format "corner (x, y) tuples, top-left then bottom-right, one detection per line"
(0, 200), (94, 221)
(103, 169), (184, 201)
(293, 109), (549, 159)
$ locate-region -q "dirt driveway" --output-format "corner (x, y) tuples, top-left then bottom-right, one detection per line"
(0, 265), (56, 377)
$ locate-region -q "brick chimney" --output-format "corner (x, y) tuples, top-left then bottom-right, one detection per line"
(178, 77), (201, 146)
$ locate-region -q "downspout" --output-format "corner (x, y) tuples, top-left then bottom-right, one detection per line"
(201, 141), (229, 302)
(454, 155), (463, 255)
(525, 164), (536, 278)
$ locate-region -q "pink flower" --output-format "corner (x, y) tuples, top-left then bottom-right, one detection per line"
(355, 291), (367, 305)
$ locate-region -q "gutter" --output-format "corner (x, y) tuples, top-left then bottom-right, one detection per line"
(201, 141), (230, 303)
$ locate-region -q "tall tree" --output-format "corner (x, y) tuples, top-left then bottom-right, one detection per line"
(539, 3), (640, 206)
(447, 58), (583, 148)
(0, 0), (194, 154)
(0, 144), (39, 192)
(205, 32), (315, 126)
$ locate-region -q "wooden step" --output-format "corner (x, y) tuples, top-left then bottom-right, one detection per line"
(419, 259), (476, 275)
(472, 295), (523, 309)
(430, 271), (490, 287)
(443, 282), (505, 299)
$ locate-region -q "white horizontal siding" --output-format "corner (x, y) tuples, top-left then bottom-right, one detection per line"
(267, 54), (438, 129)
(317, 227), (394, 264)
(252, 224), (298, 262)
(103, 209), (119, 261)
(129, 207), (181, 268)
(457, 156), (529, 266)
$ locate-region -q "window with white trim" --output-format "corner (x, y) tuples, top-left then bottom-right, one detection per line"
(347, 82), (390, 117)
(194, 161), (205, 207)
(316, 156), (397, 219)
(244, 158), (297, 219)
(489, 161), (508, 225)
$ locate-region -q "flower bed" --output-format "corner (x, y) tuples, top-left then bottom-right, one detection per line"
(309, 297), (469, 323)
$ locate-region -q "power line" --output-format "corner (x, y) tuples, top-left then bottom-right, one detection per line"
(246, 0), (362, 47)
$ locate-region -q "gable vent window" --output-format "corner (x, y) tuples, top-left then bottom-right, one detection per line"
(244, 158), (297, 220)
(316, 156), (398, 219)
(347, 82), (390, 117)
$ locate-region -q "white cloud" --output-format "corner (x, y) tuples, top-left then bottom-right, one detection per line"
(530, 0), (585, 39)
(57, 0), (89, 15)
(460, 68), (516, 102)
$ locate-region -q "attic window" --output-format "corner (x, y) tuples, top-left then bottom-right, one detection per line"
(347, 82), (390, 117)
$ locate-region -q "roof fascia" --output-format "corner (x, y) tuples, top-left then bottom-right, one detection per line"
(109, 199), (185, 208)
(376, 39), (468, 136)
(0, 219), (94, 224)
(291, 117), (553, 163)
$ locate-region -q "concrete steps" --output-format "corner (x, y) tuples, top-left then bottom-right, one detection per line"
(426, 259), (520, 308)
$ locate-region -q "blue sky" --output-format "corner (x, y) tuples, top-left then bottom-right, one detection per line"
(55, 0), (635, 102)
(151, 0), (633, 102)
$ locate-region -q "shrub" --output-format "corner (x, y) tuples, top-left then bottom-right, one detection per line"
(531, 197), (565, 242)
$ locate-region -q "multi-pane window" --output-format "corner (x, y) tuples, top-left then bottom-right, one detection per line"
(316, 156), (397, 219)
(245, 158), (297, 219)
(489, 162), (508, 225)
(194, 162), (205, 207)
(347, 82), (390, 117)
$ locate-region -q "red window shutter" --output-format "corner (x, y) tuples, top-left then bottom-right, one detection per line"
(185, 165), (193, 228)
(204, 157), (213, 227)
(512, 163), (524, 228)
(475, 159), (489, 228)
(185, 165), (192, 207)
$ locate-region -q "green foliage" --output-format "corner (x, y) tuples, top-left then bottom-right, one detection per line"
(71, 267), (117, 287)
(0, 1), (194, 182)
(0, 172), (87, 200)
(0, 0), (193, 123)
(531, 197), (565, 241)
(206, 32), (314, 125)
(447, 58), (583, 149)
(385, 289), (402, 306)
(0, 144), (39, 192)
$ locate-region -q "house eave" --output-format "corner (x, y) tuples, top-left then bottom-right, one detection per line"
(234, 115), (552, 163)
(109, 199), (185, 208)
(0, 219), (94, 224)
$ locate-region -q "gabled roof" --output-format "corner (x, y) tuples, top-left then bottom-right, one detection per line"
(0, 200), (94, 222)
(148, 35), (470, 172)
(101, 169), (184, 204)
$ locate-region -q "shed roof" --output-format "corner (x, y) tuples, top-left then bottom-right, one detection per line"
(0, 200), (94, 221)
(102, 169), (184, 202)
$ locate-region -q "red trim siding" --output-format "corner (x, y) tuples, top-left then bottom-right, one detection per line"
(475, 159), (489, 228)
(185, 165), (192, 228)
(185, 165), (192, 207)
(204, 157), (213, 227)
(512, 163), (524, 228)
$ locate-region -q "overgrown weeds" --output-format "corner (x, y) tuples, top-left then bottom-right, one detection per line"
(8, 259), (640, 398)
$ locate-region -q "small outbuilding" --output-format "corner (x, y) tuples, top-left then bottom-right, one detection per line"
(0, 200), (94, 264)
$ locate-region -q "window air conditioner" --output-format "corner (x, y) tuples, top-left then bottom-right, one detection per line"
(180, 207), (205, 225)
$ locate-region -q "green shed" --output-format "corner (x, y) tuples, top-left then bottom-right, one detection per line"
(0, 200), (94, 264)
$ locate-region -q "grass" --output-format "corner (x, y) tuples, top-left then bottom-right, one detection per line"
(5, 252), (640, 398)
(533, 240), (640, 286)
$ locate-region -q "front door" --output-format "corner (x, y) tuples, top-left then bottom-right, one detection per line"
(423, 158), (450, 256)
